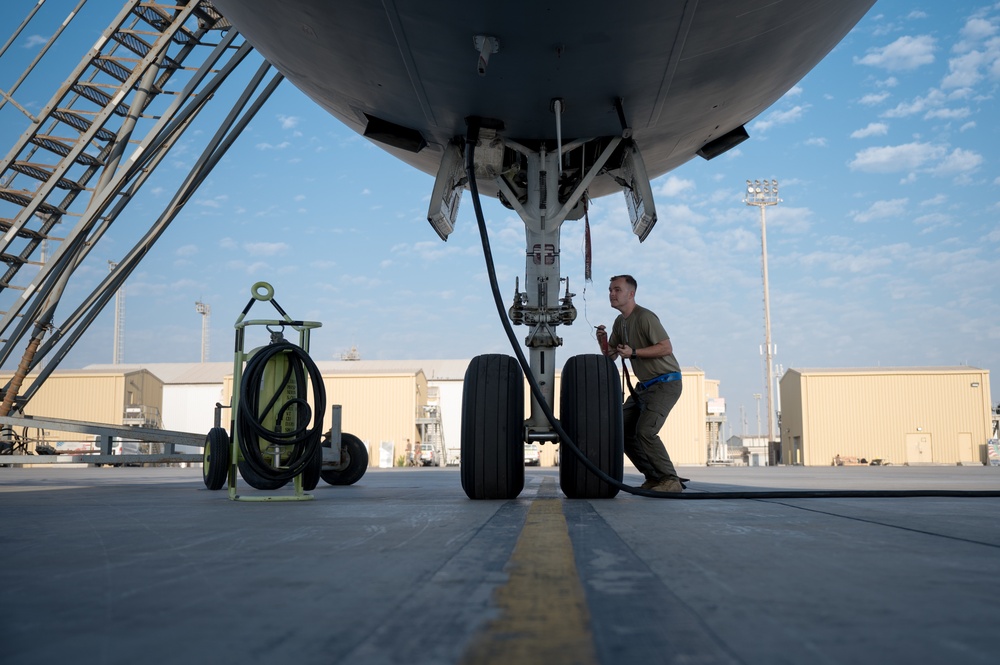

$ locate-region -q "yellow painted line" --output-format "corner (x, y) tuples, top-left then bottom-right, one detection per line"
(460, 498), (599, 665)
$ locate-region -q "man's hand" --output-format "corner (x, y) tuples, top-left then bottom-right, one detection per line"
(595, 325), (610, 356)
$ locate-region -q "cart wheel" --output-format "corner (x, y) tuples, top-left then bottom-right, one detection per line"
(238, 460), (288, 490)
(202, 427), (230, 490)
(302, 437), (322, 490)
(320, 433), (369, 486)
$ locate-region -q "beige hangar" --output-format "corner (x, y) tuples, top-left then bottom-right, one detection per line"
(0, 368), (164, 449)
(779, 366), (993, 466)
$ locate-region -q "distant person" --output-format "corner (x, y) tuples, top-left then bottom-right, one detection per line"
(596, 274), (684, 493)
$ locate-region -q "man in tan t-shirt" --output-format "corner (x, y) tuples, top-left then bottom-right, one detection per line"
(596, 274), (684, 493)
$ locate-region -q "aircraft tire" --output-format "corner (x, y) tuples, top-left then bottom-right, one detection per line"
(461, 354), (524, 500)
(559, 354), (623, 499)
(320, 433), (369, 486)
(202, 427), (230, 490)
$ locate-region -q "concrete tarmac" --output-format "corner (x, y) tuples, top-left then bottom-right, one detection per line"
(1, 465), (998, 665)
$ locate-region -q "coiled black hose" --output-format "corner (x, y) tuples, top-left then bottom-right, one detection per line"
(237, 340), (325, 482)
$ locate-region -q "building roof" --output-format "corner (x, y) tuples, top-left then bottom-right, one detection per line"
(84, 363), (232, 384)
(0, 366), (160, 379)
(787, 366), (985, 376)
(317, 359), (472, 380)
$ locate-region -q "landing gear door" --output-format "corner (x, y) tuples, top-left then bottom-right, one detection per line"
(620, 141), (657, 242)
(427, 142), (466, 241)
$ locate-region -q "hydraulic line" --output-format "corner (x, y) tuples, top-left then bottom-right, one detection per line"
(463, 120), (1000, 500)
(237, 340), (325, 482)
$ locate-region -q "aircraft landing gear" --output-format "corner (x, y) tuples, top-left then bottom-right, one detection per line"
(442, 115), (655, 500)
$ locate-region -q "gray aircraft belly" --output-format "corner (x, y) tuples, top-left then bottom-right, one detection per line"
(212, 0), (876, 197)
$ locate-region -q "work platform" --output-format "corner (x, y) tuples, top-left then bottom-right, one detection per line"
(2, 466), (997, 664)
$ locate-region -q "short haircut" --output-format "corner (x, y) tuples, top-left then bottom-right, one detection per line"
(610, 274), (637, 291)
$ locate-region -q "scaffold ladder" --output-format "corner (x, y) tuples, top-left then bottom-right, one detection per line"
(0, 0), (284, 415)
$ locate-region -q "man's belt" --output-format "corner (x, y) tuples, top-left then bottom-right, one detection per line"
(638, 372), (682, 391)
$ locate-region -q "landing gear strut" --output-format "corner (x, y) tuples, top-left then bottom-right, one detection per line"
(437, 119), (655, 500)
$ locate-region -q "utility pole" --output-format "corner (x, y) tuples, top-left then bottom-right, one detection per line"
(753, 393), (762, 438)
(109, 261), (124, 364)
(745, 179), (780, 444)
(195, 301), (210, 363)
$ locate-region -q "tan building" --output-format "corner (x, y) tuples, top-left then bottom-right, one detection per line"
(8, 359), (720, 470)
(0, 368), (164, 451)
(779, 366), (993, 466)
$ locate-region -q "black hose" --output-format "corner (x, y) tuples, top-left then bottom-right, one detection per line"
(237, 340), (325, 482)
(463, 121), (1000, 500)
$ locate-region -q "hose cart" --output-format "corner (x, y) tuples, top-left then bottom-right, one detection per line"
(202, 282), (368, 501)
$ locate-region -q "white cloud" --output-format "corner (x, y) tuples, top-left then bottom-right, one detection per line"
(929, 148), (983, 175)
(882, 88), (946, 117)
(849, 142), (945, 173)
(907, 11), (928, 20)
(959, 17), (997, 45)
(256, 141), (291, 150)
(278, 114), (300, 130)
(960, 121), (977, 132)
(243, 242), (290, 256)
(920, 194), (947, 206)
(859, 92), (890, 105)
(23, 35), (46, 49)
(805, 137), (828, 147)
(851, 122), (889, 138)
(196, 195), (228, 208)
(913, 212), (955, 233)
(924, 107), (971, 120)
(942, 50), (989, 89)
(176, 244), (199, 257)
(752, 105), (809, 132)
(852, 198), (909, 223)
(855, 35), (936, 70)
(659, 175), (696, 197)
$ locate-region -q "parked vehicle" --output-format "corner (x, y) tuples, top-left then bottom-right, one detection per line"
(524, 443), (540, 466)
(419, 443), (440, 467)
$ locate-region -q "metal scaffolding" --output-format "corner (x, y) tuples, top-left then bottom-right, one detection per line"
(0, 0), (283, 415)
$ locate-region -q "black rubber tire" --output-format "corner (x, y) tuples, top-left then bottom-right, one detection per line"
(238, 458), (288, 490)
(559, 354), (624, 499)
(320, 433), (369, 486)
(460, 354), (524, 500)
(202, 427), (230, 491)
(302, 435), (322, 491)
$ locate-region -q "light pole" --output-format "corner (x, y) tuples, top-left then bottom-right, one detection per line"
(753, 393), (762, 438)
(195, 301), (210, 363)
(745, 179), (780, 444)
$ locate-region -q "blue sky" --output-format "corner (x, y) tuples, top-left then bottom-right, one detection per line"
(2, 0), (999, 435)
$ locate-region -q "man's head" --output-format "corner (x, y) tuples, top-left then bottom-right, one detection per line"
(608, 274), (637, 313)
